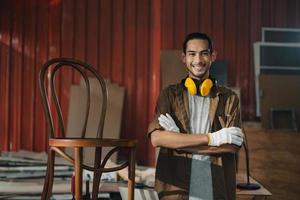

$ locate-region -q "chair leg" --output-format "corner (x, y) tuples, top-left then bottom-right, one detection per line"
(41, 148), (55, 200)
(92, 147), (102, 200)
(128, 147), (136, 200)
(74, 147), (83, 200)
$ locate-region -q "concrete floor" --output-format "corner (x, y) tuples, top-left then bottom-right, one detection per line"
(237, 123), (300, 200)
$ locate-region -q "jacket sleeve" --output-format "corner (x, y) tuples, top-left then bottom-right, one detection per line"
(225, 91), (242, 128)
(147, 88), (172, 138)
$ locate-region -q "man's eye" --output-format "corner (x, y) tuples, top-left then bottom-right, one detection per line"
(201, 51), (210, 56)
(188, 53), (196, 56)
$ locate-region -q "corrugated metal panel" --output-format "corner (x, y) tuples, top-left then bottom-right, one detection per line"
(1, 0), (300, 165)
(0, 0), (161, 165)
(0, 0), (12, 151)
(21, 0), (36, 151)
(33, 0), (48, 152)
(10, 0), (24, 151)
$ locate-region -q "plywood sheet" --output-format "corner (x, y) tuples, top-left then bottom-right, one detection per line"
(66, 79), (125, 164)
(260, 74), (300, 129)
(160, 50), (187, 89)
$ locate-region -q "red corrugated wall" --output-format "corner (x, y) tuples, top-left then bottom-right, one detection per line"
(0, 0), (299, 165)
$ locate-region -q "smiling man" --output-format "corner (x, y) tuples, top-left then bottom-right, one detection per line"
(148, 32), (244, 200)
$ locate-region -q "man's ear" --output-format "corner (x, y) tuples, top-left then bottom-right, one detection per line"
(181, 52), (186, 64)
(211, 51), (217, 62)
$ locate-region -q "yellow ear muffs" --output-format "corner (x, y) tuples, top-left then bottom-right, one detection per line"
(184, 77), (214, 96)
(184, 77), (197, 95)
(200, 79), (213, 96)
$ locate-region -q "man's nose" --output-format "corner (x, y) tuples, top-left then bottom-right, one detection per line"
(193, 53), (203, 63)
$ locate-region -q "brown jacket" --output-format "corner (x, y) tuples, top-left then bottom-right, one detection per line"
(148, 83), (241, 200)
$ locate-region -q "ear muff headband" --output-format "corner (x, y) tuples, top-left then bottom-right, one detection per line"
(184, 77), (213, 96)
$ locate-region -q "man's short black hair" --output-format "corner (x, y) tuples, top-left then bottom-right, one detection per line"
(182, 32), (213, 53)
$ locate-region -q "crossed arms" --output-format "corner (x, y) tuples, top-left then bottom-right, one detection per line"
(150, 113), (243, 155)
(151, 130), (240, 155)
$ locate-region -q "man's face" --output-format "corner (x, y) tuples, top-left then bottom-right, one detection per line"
(182, 39), (216, 80)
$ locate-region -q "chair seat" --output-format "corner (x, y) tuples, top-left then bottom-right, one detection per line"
(49, 138), (137, 147)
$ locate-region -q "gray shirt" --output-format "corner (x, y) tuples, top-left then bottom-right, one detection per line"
(188, 93), (211, 161)
(188, 93), (213, 200)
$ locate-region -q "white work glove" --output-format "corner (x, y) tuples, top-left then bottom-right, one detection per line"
(208, 127), (244, 146)
(158, 113), (180, 133)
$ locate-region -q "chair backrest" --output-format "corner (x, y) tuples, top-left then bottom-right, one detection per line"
(39, 58), (107, 139)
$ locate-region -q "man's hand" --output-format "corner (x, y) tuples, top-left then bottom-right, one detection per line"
(158, 113), (180, 133)
(208, 127), (244, 146)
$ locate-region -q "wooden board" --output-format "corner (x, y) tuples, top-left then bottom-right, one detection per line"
(260, 74), (300, 130)
(66, 79), (125, 164)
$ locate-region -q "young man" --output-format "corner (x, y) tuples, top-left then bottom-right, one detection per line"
(148, 32), (244, 200)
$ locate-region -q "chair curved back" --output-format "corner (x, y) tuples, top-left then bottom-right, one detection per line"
(39, 58), (107, 139)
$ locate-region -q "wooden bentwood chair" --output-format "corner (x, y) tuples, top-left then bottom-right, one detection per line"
(39, 58), (136, 200)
